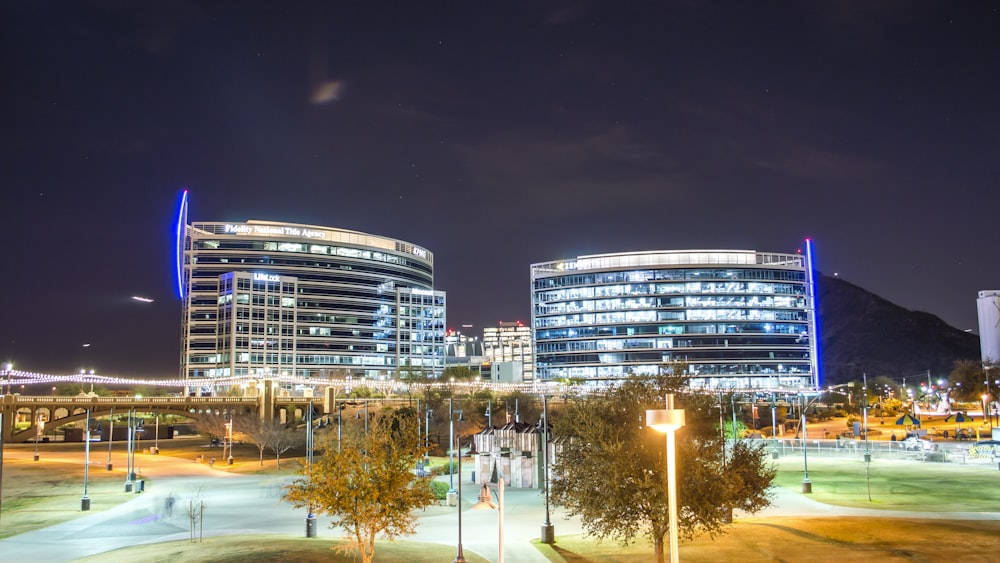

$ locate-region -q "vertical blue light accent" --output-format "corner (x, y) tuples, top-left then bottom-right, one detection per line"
(805, 238), (821, 388)
(174, 190), (189, 300)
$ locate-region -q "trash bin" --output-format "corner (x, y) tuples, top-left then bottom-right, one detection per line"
(135, 480), (145, 493)
(306, 516), (317, 538)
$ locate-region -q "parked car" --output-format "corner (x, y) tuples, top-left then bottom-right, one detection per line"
(902, 436), (935, 451)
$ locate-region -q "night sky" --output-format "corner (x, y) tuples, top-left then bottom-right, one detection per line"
(3, 2), (998, 378)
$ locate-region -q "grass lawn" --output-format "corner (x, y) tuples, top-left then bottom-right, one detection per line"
(70, 534), (490, 563)
(7, 439), (1000, 561)
(772, 456), (1000, 511)
(0, 456), (137, 539)
(534, 517), (1000, 562)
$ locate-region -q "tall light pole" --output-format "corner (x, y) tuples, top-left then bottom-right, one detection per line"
(448, 397), (467, 563)
(106, 407), (114, 470)
(424, 408), (433, 462)
(33, 413), (44, 461)
(81, 409), (91, 511)
(305, 400), (316, 538)
(124, 408), (134, 492)
(540, 394), (554, 543)
(800, 395), (811, 493)
(770, 393), (778, 459)
(226, 418), (234, 465)
(646, 393), (686, 563)
(1, 410), (6, 527)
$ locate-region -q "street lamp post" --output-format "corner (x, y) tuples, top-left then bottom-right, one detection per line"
(424, 408), (433, 462)
(33, 413), (44, 461)
(124, 408), (135, 492)
(226, 419), (234, 465)
(540, 393), (554, 543)
(82, 409), (91, 511)
(646, 394), (686, 563)
(1, 410), (6, 527)
(106, 408), (114, 470)
(770, 393), (779, 459)
(305, 400), (316, 538)
(800, 395), (812, 493)
(448, 397), (467, 563)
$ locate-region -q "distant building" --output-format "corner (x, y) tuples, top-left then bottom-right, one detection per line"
(176, 198), (444, 385)
(483, 321), (534, 382)
(393, 288), (447, 379)
(977, 290), (1000, 364)
(530, 244), (820, 389)
(444, 330), (485, 377)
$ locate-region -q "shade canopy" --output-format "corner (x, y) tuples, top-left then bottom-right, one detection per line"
(945, 412), (974, 423)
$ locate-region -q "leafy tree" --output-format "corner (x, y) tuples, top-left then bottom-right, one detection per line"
(496, 390), (541, 424)
(442, 365), (476, 381)
(284, 414), (434, 563)
(948, 359), (987, 401)
(550, 373), (775, 563)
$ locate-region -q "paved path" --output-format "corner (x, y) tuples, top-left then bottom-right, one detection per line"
(2, 447), (999, 562)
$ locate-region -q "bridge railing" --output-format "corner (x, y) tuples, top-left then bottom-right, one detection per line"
(5, 396), (257, 405)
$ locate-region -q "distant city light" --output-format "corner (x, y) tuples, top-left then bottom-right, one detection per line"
(131, 296), (154, 303)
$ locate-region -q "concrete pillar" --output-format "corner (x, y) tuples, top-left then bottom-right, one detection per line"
(260, 380), (275, 421)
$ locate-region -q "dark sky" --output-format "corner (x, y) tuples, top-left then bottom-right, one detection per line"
(3, 1), (998, 378)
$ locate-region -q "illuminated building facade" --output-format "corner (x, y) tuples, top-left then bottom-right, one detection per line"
(530, 244), (820, 389)
(444, 330), (486, 376)
(176, 195), (444, 383)
(483, 321), (534, 382)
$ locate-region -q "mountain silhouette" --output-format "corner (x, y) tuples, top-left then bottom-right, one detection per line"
(817, 273), (981, 385)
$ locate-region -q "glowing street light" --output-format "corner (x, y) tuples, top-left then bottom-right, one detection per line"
(646, 394), (686, 563)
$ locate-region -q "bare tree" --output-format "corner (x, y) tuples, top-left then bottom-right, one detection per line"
(264, 419), (303, 469)
(234, 415), (270, 466)
(192, 412), (229, 447)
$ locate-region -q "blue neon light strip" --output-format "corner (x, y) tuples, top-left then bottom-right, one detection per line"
(174, 190), (189, 300)
(805, 238), (821, 388)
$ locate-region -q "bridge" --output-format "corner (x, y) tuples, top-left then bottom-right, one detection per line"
(0, 386), (329, 443)
(1, 367), (824, 443)
(0, 368), (544, 444)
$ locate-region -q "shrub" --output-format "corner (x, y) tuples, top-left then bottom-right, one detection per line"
(429, 480), (449, 500)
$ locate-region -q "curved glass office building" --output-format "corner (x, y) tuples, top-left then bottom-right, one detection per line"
(178, 209), (445, 384)
(531, 245), (819, 389)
